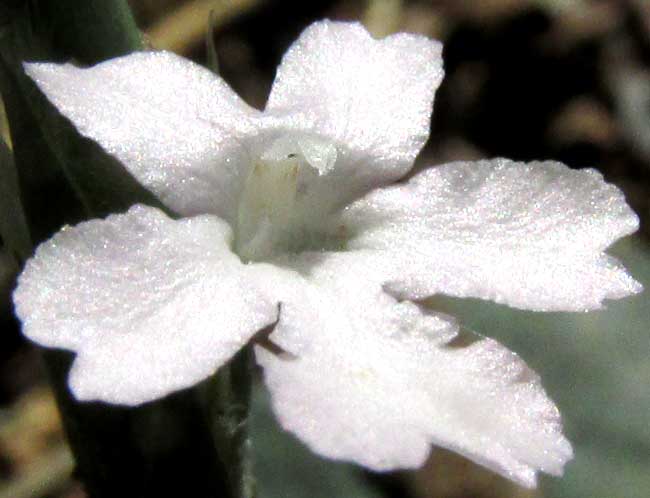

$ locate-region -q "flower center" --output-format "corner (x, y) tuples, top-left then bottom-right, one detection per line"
(234, 135), (342, 262)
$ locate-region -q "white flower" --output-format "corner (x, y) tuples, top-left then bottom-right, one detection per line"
(13, 20), (641, 487)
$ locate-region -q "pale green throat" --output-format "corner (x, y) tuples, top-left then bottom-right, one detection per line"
(234, 135), (345, 262)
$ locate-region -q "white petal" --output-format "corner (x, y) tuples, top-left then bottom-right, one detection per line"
(344, 159), (642, 311)
(256, 253), (572, 487)
(13, 205), (278, 405)
(25, 52), (259, 220)
(265, 20), (443, 192)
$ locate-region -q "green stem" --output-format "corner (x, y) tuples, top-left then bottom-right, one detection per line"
(201, 347), (256, 498)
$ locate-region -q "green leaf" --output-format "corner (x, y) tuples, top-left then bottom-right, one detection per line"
(1, 6), (261, 498)
(0, 4), (230, 498)
(28, 0), (143, 65)
(0, 45), (86, 243)
(0, 139), (32, 261)
(0, 6), (164, 234)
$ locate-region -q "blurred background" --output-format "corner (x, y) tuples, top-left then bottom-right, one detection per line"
(1, 0), (650, 497)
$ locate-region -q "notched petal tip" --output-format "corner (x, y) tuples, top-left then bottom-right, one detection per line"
(14, 204), (279, 406)
(265, 18), (445, 189)
(256, 254), (574, 486)
(346, 157), (641, 312)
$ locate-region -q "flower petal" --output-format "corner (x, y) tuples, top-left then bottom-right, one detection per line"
(256, 253), (572, 487)
(24, 52), (259, 220)
(344, 159), (642, 311)
(265, 20), (443, 191)
(13, 205), (278, 405)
